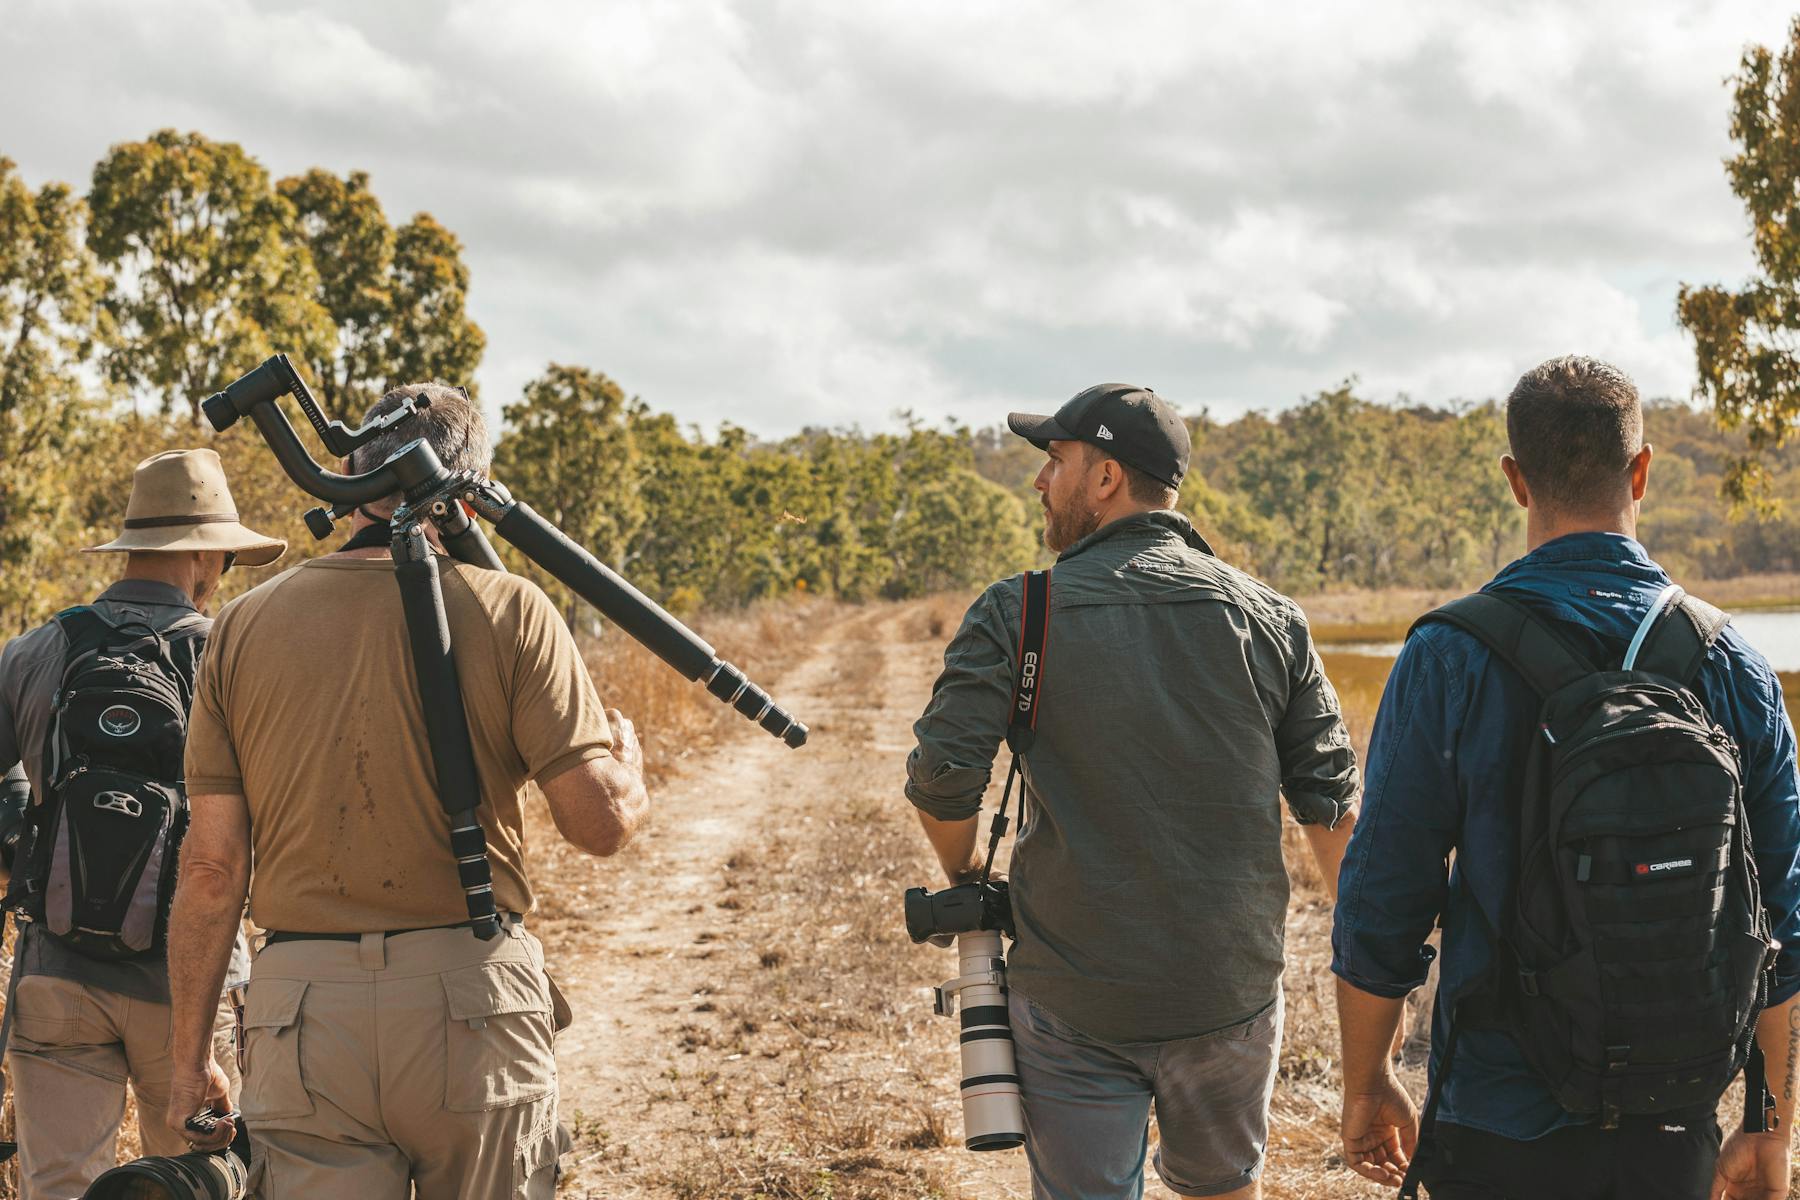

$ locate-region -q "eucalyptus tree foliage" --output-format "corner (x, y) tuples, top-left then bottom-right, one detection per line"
(0, 158), (103, 627)
(1680, 16), (1800, 510)
(87, 130), (333, 422)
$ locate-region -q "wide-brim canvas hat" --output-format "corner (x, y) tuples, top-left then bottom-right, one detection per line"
(82, 448), (287, 567)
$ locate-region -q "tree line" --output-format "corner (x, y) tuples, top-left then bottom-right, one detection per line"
(10, 130), (1800, 636)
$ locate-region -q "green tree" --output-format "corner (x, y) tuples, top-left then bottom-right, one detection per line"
(494, 364), (646, 627)
(279, 168), (394, 411)
(86, 129), (333, 422)
(1679, 16), (1800, 509)
(0, 158), (104, 628)
(888, 468), (1036, 595)
(280, 170), (485, 410)
(1233, 384), (1377, 590)
(388, 214), (484, 393)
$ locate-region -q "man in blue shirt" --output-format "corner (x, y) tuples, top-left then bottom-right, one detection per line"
(1332, 356), (1800, 1200)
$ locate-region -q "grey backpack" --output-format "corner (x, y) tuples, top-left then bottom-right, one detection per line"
(8, 607), (202, 961)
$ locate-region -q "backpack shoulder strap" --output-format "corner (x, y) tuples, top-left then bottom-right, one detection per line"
(1006, 570), (1051, 754)
(50, 607), (110, 663)
(1410, 592), (1594, 699)
(1632, 591), (1730, 688)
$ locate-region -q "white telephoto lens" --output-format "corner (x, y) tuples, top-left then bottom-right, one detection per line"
(954, 929), (1025, 1150)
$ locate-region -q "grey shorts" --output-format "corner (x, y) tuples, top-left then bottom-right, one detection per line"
(1009, 988), (1283, 1199)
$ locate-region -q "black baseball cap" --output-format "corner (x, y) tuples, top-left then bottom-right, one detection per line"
(1007, 383), (1190, 488)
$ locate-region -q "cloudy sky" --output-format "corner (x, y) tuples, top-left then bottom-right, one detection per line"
(3, 1), (1794, 436)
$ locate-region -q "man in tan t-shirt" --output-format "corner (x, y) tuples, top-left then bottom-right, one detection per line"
(162, 384), (649, 1199)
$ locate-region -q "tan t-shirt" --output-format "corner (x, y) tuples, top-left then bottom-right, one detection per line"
(185, 556), (613, 933)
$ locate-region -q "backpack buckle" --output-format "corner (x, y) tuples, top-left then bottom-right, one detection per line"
(1601, 1046), (1631, 1130)
(1518, 967), (1539, 997)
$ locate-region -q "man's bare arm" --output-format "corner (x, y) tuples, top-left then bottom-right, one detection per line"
(1336, 976), (1418, 1189)
(541, 708), (648, 857)
(164, 791), (252, 1149)
(916, 811), (982, 884)
(1712, 991), (1799, 1200)
(1303, 809), (1356, 904)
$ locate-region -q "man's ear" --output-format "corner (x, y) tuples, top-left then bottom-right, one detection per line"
(1500, 454), (1530, 510)
(1091, 456), (1125, 504)
(1628, 444), (1653, 503)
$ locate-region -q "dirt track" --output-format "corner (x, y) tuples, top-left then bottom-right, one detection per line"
(530, 600), (1388, 1199)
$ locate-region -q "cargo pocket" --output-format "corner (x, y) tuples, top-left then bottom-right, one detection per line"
(240, 979), (313, 1121)
(442, 960), (556, 1112)
(514, 1105), (563, 1199)
(545, 970), (574, 1034)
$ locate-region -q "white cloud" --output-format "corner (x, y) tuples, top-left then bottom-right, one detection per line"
(2, 0), (1796, 435)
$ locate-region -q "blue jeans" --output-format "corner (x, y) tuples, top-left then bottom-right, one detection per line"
(1009, 988), (1283, 1199)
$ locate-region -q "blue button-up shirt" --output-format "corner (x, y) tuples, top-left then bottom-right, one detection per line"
(1331, 532), (1800, 1139)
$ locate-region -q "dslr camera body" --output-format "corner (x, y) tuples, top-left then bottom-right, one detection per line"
(905, 879), (1025, 1151)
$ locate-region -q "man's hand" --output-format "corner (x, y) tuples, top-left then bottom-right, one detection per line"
(542, 710), (650, 857)
(606, 708), (643, 777)
(1711, 1130), (1792, 1200)
(1342, 1071), (1418, 1189)
(166, 1056), (235, 1152)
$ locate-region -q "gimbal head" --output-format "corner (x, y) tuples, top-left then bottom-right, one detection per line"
(202, 355), (809, 749)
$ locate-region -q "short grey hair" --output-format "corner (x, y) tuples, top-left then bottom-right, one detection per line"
(346, 382), (491, 513)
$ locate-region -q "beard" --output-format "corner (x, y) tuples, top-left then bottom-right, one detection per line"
(1043, 499), (1102, 553)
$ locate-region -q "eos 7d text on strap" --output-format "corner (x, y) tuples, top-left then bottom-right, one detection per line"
(984, 568), (1051, 879)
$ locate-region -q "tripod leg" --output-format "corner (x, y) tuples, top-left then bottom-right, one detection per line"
(391, 525), (501, 940)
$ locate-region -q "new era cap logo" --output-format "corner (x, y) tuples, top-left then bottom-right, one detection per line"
(1095, 424), (1113, 440)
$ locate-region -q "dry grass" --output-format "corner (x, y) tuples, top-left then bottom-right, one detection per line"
(3, 586), (1788, 1200)
(557, 630), (962, 1200)
(578, 596), (847, 789)
(612, 804), (961, 1200)
(1700, 573), (1800, 610)
(1294, 588), (1465, 645)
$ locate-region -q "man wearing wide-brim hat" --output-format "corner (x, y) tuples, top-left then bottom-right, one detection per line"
(0, 448), (283, 1197)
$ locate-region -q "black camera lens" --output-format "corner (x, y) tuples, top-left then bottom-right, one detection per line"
(904, 883), (989, 943)
(84, 1123), (251, 1200)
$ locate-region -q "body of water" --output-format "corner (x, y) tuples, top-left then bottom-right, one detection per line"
(1319, 607), (1800, 730)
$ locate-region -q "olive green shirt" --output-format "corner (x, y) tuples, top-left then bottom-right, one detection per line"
(906, 511), (1358, 1042)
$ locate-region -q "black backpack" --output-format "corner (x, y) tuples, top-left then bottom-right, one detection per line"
(8, 607), (203, 961)
(1411, 587), (1777, 1141)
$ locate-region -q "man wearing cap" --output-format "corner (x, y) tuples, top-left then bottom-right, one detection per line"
(0, 448), (283, 1197)
(906, 384), (1361, 1199)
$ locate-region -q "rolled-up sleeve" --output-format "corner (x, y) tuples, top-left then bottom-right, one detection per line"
(1276, 614), (1359, 828)
(1738, 659), (1800, 1005)
(905, 583), (1016, 821)
(1331, 633), (1459, 998)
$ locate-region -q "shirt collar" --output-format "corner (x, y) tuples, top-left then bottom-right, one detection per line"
(1057, 509), (1215, 562)
(1489, 530), (1667, 588)
(96, 579), (198, 612)
(1521, 531), (1653, 566)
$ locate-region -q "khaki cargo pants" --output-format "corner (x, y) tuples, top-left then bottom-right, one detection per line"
(241, 921), (563, 1200)
(6, 974), (239, 1200)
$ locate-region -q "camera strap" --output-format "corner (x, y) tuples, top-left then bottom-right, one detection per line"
(980, 570), (1050, 886)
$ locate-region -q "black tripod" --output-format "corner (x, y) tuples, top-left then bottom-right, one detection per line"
(204, 356), (809, 938)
